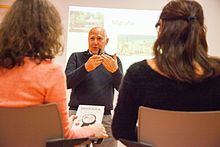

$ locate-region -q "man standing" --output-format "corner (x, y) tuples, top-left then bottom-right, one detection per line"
(65, 26), (123, 147)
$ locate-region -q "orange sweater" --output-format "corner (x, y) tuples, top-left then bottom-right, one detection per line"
(0, 58), (94, 138)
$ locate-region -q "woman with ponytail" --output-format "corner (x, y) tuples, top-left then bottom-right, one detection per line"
(112, 0), (220, 141)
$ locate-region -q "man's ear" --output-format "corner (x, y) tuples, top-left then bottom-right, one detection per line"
(105, 38), (109, 45)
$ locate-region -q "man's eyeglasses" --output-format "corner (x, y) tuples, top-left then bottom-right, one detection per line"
(155, 22), (160, 32)
(155, 22), (160, 28)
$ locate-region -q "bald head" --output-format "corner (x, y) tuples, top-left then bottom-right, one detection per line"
(89, 27), (107, 38)
(88, 27), (109, 55)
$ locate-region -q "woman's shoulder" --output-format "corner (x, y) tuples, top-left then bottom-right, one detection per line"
(125, 60), (151, 82)
(24, 58), (63, 75)
(127, 59), (158, 76)
(128, 60), (149, 72)
(125, 59), (171, 83)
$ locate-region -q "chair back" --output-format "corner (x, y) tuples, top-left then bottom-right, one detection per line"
(0, 103), (64, 147)
(138, 106), (220, 147)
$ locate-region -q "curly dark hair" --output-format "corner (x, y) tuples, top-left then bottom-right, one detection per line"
(0, 0), (63, 68)
(153, 0), (220, 83)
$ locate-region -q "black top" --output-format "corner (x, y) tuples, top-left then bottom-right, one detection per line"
(112, 60), (220, 141)
(65, 51), (123, 113)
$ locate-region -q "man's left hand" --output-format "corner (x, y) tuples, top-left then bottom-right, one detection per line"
(102, 54), (118, 73)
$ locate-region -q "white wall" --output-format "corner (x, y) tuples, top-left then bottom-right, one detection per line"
(200, 0), (220, 56)
(51, 0), (220, 68)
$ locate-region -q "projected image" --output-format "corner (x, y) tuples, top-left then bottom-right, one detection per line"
(117, 35), (156, 56)
(67, 6), (161, 71)
(69, 11), (104, 32)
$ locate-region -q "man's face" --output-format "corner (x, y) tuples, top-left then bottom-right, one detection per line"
(88, 27), (109, 55)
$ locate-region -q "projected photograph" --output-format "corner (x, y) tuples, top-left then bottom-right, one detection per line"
(117, 35), (156, 56)
(69, 11), (104, 32)
(67, 6), (161, 71)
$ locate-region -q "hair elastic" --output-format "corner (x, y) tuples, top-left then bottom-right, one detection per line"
(187, 16), (196, 22)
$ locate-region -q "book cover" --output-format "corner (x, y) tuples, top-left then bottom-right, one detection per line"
(72, 105), (105, 128)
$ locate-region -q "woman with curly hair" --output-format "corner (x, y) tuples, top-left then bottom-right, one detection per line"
(0, 0), (107, 139)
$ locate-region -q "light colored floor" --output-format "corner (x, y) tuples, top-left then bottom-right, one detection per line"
(118, 141), (126, 147)
(88, 141), (125, 147)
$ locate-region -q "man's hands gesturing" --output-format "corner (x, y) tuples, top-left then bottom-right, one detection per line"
(85, 54), (118, 73)
(85, 55), (103, 72)
(102, 54), (118, 73)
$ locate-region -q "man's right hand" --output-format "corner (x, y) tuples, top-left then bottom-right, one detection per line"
(85, 55), (103, 72)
